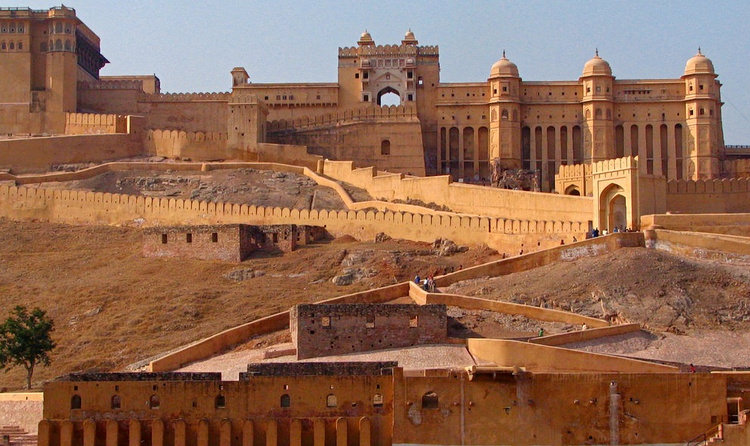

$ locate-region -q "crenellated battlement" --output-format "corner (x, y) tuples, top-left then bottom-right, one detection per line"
(142, 92), (231, 102)
(78, 80), (144, 91)
(145, 129), (228, 142)
(338, 44), (438, 58)
(667, 177), (750, 194)
(556, 163), (592, 180)
(65, 113), (128, 135)
(267, 103), (418, 132)
(591, 156), (638, 174)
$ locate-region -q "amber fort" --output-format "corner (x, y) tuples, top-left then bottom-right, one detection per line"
(1, 5), (750, 446)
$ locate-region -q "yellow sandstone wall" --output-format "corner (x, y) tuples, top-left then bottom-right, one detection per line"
(666, 178), (750, 214)
(642, 213), (750, 238)
(64, 113), (127, 135)
(0, 134), (142, 173)
(323, 160), (593, 222)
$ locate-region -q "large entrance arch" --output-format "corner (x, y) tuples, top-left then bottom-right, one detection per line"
(598, 184), (627, 232)
(377, 87), (401, 106)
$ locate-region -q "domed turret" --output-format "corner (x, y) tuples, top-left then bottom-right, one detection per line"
(683, 48), (715, 76)
(582, 50), (612, 77)
(489, 51), (519, 78)
(402, 29), (418, 45)
(358, 30), (374, 46)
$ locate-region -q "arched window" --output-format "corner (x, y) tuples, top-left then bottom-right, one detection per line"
(149, 394), (160, 409)
(501, 109), (509, 120)
(1, 42), (5, 50)
(64, 40), (71, 51)
(280, 394), (290, 408)
(215, 395), (226, 408)
(381, 140), (390, 155)
(111, 395), (121, 409)
(9, 42), (14, 50)
(421, 391), (439, 409)
(40, 42), (47, 52)
(595, 108), (602, 119)
(71, 394), (81, 409)
(55, 23), (62, 34)
(17, 41), (22, 50)
(55, 39), (62, 51)
(326, 394), (337, 408)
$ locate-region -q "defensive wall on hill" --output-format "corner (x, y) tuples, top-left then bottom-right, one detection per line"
(146, 233), (637, 372)
(64, 113), (128, 135)
(322, 160), (594, 222)
(642, 213), (750, 238)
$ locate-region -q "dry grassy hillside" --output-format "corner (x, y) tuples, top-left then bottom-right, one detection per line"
(445, 247), (750, 332)
(0, 219), (496, 390)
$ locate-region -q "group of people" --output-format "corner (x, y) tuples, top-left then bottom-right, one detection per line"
(587, 226), (638, 238)
(414, 274), (436, 292)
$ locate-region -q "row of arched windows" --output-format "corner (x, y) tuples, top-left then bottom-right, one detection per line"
(39, 39), (73, 52)
(614, 123), (684, 179)
(0, 23), (25, 33)
(0, 41), (22, 51)
(50, 22), (72, 34)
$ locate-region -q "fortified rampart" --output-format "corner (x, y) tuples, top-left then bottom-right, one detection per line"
(268, 104), (425, 175)
(666, 178), (750, 213)
(38, 368), (749, 446)
(64, 113), (128, 135)
(290, 304), (447, 359)
(323, 160), (593, 222)
(0, 184), (586, 252)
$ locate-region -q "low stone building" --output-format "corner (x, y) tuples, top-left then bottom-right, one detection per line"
(143, 224), (326, 262)
(290, 304), (448, 360)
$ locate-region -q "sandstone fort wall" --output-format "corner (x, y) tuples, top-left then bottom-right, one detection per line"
(0, 134), (142, 174)
(323, 160), (593, 222)
(64, 113), (128, 135)
(666, 178), (750, 214)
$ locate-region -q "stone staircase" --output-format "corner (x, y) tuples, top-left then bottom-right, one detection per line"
(0, 426), (37, 446)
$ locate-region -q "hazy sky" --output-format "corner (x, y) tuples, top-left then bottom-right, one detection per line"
(20, 1), (750, 143)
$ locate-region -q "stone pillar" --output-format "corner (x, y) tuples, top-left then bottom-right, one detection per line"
(152, 420), (164, 446)
(653, 126), (663, 177)
(198, 420), (209, 446)
(667, 126), (677, 180)
(60, 421), (73, 446)
(436, 128), (442, 174)
(106, 420), (118, 446)
(266, 420), (277, 446)
(540, 126), (549, 191)
(313, 419), (325, 446)
(529, 127), (537, 165)
(623, 123), (631, 157)
(220, 420), (232, 446)
(290, 419), (302, 446)
(37, 420), (51, 446)
(335, 418), (347, 446)
(242, 420), (254, 446)
(129, 420), (141, 446)
(83, 419), (96, 446)
(566, 126), (573, 164)
(173, 420), (186, 446)
(554, 126), (562, 170)
(359, 417), (371, 446)
(638, 126), (648, 174)
(458, 127), (464, 179)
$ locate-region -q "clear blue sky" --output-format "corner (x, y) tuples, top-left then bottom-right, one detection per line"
(21, 1), (750, 144)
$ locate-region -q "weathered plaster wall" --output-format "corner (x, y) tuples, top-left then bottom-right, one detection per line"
(394, 369), (732, 445)
(64, 113), (128, 135)
(644, 228), (750, 264)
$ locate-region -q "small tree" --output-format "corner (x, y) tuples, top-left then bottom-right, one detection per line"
(0, 305), (56, 390)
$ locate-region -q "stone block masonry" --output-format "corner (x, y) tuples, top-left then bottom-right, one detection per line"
(291, 304), (447, 359)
